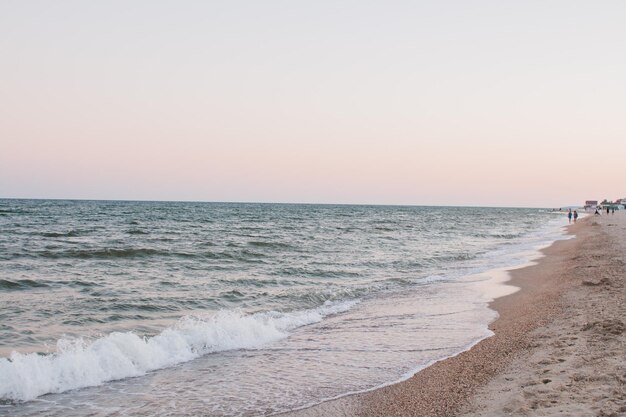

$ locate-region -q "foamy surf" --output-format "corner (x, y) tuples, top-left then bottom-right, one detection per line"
(0, 300), (358, 402)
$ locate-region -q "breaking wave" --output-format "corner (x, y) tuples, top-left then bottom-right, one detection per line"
(0, 300), (358, 403)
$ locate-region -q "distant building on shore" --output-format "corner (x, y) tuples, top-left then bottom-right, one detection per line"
(584, 200), (598, 210)
(598, 199), (625, 210)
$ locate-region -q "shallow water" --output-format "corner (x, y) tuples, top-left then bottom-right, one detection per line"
(0, 200), (568, 415)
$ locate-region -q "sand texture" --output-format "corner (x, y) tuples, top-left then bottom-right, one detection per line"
(282, 212), (625, 417)
(462, 213), (625, 417)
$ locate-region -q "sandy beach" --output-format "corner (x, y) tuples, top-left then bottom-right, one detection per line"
(282, 212), (625, 417)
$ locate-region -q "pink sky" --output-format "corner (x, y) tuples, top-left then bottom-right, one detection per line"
(1, 1), (624, 207)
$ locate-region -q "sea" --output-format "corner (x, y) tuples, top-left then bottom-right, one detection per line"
(0, 199), (571, 416)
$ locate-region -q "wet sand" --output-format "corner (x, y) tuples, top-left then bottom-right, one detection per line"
(282, 212), (625, 416)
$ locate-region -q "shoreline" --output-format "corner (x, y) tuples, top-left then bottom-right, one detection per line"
(461, 212), (625, 416)
(283, 213), (625, 416)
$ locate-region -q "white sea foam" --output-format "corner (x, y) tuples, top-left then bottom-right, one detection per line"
(0, 300), (358, 402)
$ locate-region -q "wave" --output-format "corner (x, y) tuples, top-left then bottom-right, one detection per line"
(0, 208), (28, 215)
(0, 279), (50, 291)
(207, 249), (269, 263)
(127, 229), (149, 235)
(247, 241), (293, 249)
(473, 232), (523, 240)
(272, 266), (362, 279)
(429, 252), (475, 263)
(42, 230), (84, 238)
(0, 279), (103, 292)
(39, 248), (166, 259)
(0, 300), (358, 403)
(31, 247), (270, 261)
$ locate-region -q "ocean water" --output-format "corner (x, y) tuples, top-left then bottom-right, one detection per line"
(0, 200), (569, 416)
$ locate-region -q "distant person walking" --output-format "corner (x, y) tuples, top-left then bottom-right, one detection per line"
(611, 207), (615, 214)
(568, 209), (572, 223)
(573, 210), (578, 222)
(595, 208), (600, 215)
(607, 207), (610, 215)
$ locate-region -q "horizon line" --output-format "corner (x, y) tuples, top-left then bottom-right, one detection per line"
(0, 196), (582, 210)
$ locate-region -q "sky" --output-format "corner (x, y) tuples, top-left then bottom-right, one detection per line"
(1, 1), (624, 207)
